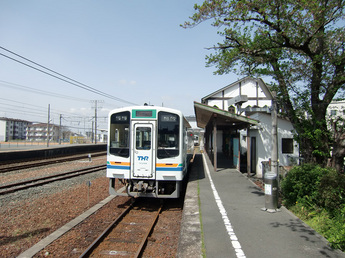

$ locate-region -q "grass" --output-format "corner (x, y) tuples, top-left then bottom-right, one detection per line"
(198, 180), (207, 258)
(289, 204), (345, 251)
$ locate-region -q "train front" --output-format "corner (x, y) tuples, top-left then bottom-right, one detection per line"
(107, 106), (188, 198)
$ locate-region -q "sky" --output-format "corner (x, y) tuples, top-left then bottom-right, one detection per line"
(0, 0), (240, 133)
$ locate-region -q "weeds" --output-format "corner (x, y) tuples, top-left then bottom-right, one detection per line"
(281, 164), (345, 251)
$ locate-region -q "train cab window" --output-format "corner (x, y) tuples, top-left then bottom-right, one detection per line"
(157, 112), (179, 159)
(109, 111), (130, 157)
(136, 127), (151, 150)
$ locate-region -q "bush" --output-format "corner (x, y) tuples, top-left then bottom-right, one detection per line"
(280, 164), (325, 207)
(317, 169), (345, 214)
(281, 164), (345, 251)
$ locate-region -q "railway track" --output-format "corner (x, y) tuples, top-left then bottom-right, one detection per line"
(80, 199), (163, 257)
(0, 151), (106, 173)
(0, 165), (106, 195)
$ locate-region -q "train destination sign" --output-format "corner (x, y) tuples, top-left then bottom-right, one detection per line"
(132, 110), (157, 119)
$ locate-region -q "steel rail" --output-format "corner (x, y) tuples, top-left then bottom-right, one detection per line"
(79, 201), (163, 258)
(0, 165), (106, 195)
(79, 201), (135, 258)
(134, 205), (163, 258)
(0, 151), (106, 173)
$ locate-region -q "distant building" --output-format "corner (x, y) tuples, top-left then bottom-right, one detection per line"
(0, 117), (32, 141)
(26, 123), (60, 142)
(327, 100), (345, 121)
(98, 129), (108, 143)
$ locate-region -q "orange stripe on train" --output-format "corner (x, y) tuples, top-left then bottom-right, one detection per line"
(109, 161), (130, 166)
(156, 163), (179, 167)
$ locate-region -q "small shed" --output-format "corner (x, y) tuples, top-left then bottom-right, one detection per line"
(194, 101), (259, 172)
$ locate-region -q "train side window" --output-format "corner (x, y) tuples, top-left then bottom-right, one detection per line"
(157, 111), (179, 159)
(109, 111), (130, 157)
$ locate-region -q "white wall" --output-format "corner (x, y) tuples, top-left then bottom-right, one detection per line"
(249, 113), (299, 177)
(0, 121), (6, 141)
(205, 78), (271, 111)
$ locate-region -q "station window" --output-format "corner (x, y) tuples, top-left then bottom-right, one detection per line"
(282, 138), (294, 154)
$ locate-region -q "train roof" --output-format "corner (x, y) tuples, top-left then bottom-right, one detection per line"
(109, 106), (191, 128)
(109, 106), (185, 116)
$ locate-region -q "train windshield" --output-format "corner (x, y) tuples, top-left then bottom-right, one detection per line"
(157, 111), (179, 159)
(109, 111), (130, 157)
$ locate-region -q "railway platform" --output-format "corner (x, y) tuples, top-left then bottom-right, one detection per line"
(178, 153), (345, 258)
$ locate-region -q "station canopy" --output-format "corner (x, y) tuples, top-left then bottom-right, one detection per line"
(194, 101), (259, 129)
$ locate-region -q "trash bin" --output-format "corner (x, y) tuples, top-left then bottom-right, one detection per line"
(261, 161), (270, 179)
(264, 172), (278, 210)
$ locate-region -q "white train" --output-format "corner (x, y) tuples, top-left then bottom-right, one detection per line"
(107, 106), (193, 198)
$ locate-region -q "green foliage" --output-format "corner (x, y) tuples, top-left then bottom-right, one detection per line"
(291, 205), (345, 250)
(280, 164), (325, 207)
(318, 169), (345, 214)
(183, 0), (345, 166)
(281, 164), (345, 250)
(326, 208), (345, 250)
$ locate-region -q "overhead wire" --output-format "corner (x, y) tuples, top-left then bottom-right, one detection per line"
(0, 46), (138, 106)
(0, 97), (82, 118)
(0, 97), (96, 127)
(0, 80), (90, 102)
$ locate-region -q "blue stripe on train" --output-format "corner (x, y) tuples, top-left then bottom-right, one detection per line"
(107, 164), (130, 170)
(156, 167), (183, 171)
(107, 165), (183, 171)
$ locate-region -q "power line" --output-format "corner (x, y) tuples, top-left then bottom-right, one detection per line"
(0, 46), (138, 105)
(0, 97), (85, 118)
(0, 80), (90, 102)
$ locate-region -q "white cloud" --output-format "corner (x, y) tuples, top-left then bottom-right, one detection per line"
(118, 79), (137, 86)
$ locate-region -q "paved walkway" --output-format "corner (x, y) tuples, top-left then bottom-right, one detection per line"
(178, 153), (345, 258)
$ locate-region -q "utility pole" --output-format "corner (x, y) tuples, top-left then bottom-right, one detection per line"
(59, 114), (62, 144)
(47, 104), (50, 147)
(90, 100), (103, 144)
(271, 91), (278, 177)
(91, 121), (94, 143)
(95, 101), (97, 144)
(263, 91), (279, 212)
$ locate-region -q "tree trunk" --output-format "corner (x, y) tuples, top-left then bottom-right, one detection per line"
(331, 120), (345, 173)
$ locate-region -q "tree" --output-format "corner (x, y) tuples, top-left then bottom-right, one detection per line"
(330, 115), (345, 172)
(183, 0), (345, 168)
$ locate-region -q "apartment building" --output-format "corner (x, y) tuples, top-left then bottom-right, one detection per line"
(0, 117), (32, 141)
(26, 123), (60, 142)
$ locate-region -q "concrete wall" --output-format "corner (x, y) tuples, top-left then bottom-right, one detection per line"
(0, 121), (5, 141)
(0, 144), (106, 162)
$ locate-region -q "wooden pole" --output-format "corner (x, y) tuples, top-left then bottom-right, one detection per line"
(213, 115), (217, 172)
(247, 127), (251, 176)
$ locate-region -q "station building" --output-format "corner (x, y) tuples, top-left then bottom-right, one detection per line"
(194, 76), (299, 178)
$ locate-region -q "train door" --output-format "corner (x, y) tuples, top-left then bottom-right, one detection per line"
(250, 137), (256, 173)
(132, 123), (155, 178)
(232, 137), (239, 168)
